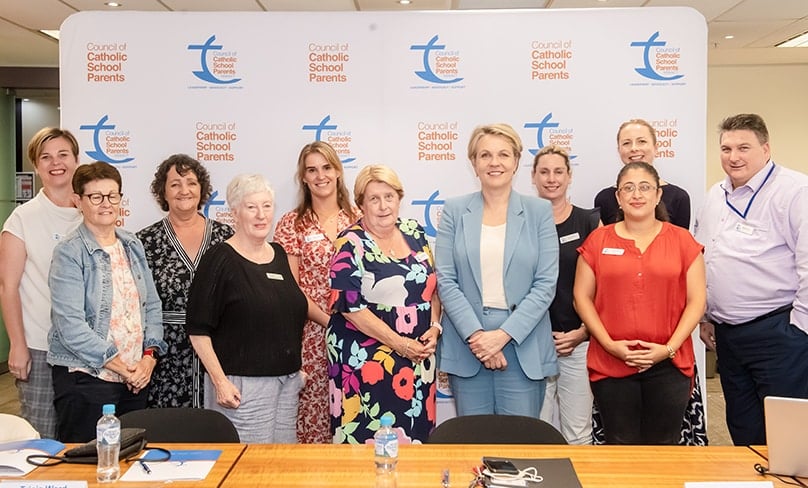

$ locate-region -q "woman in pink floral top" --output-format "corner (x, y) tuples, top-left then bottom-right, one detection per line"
(274, 141), (359, 443)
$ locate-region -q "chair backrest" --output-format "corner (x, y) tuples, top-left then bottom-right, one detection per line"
(119, 408), (240, 443)
(0, 413), (41, 442)
(427, 414), (568, 444)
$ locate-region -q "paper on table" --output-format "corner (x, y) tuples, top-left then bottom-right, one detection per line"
(0, 481), (87, 488)
(119, 449), (221, 482)
(0, 439), (66, 477)
(684, 482), (774, 487)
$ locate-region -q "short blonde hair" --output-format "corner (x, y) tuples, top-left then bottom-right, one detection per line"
(353, 164), (404, 207)
(532, 144), (571, 174)
(226, 174), (275, 209)
(467, 123), (523, 162)
(27, 127), (79, 167)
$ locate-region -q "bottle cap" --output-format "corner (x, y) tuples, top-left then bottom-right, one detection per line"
(102, 404), (115, 415)
(380, 413), (393, 427)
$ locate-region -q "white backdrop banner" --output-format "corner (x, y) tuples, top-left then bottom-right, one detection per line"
(60, 8), (707, 425)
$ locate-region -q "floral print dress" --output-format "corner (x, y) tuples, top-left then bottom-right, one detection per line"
(327, 218), (438, 444)
(274, 208), (358, 444)
(137, 216), (233, 408)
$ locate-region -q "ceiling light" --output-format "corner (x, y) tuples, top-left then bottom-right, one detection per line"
(777, 31), (808, 47)
(398, 0), (412, 4)
(40, 30), (60, 41)
(724, 35), (734, 40)
(105, 2), (122, 7)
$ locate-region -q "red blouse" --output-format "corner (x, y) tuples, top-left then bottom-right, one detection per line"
(578, 222), (703, 382)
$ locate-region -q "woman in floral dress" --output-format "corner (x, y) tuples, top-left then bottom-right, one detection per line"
(275, 141), (359, 443)
(137, 154), (232, 408)
(327, 165), (441, 444)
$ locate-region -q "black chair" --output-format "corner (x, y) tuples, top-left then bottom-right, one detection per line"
(119, 408), (240, 443)
(427, 414), (567, 444)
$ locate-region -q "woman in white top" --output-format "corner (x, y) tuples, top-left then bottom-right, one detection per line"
(0, 128), (82, 438)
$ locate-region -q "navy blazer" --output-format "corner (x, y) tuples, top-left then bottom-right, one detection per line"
(435, 190), (560, 380)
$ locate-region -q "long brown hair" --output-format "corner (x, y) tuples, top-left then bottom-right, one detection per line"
(293, 141), (357, 223)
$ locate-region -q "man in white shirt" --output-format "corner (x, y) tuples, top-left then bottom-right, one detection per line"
(695, 113), (808, 446)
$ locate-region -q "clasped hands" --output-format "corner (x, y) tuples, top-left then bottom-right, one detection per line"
(468, 329), (511, 371)
(609, 339), (669, 373)
(399, 326), (440, 363)
(107, 355), (156, 394)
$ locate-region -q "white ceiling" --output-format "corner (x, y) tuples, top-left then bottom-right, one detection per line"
(1, 0), (808, 67)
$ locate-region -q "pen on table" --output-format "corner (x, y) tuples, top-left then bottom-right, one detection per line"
(139, 460), (152, 474)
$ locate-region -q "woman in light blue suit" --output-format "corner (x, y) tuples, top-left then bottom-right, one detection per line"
(436, 123), (559, 417)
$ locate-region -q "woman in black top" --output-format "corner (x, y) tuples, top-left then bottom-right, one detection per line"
(186, 174), (307, 443)
(532, 145), (599, 444)
(593, 119), (691, 229)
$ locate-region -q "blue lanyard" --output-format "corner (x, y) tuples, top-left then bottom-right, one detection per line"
(724, 163), (775, 219)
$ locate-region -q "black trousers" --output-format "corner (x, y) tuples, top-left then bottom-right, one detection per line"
(52, 366), (148, 443)
(591, 360), (690, 445)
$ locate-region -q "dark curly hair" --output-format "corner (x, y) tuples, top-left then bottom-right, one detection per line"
(149, 154), (212, 212)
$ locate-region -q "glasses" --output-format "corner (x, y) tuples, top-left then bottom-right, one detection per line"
(618, 183), (657, 195)
(83, 192), (123, 205)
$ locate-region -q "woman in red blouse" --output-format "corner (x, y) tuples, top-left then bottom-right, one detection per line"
(573, 161), (705, 444)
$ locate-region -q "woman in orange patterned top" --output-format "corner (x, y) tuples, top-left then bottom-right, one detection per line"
(274, 141), (359, 443)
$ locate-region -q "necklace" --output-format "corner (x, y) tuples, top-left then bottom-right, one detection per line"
(316, 209), (340, 224)
(370, 230), (399, 256)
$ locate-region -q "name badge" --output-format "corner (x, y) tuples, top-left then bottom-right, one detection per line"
(266, 273), (284, 280)
(415, 251), (429, 262)
(602, 247), (625, 256)
(304, 233), (325, 243)
(735, 223), (755, 236)
(559, 232), (580, 244)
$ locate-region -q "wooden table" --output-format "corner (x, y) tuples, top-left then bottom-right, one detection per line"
(221, 443), (788, 487)
(13, 443), (245, 487)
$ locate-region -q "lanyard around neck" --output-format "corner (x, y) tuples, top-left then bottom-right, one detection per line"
(724, 163), (775, 220)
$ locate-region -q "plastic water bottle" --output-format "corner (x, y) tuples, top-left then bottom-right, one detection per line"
(96, 403), (121, 483)
(374, 413), (398, 488)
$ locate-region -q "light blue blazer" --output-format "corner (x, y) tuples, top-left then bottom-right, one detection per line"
(435, 191), (559, 380)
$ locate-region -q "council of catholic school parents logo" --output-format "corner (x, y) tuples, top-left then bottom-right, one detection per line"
(410, 35), (463, 85)
(301, 115), (356, 165)
(631, 32), (684, 81)
(411, 190), (445, 238)
(188, 35), (242, 84)
(524, 113), (576, 160)
(79, 115), (134, 164)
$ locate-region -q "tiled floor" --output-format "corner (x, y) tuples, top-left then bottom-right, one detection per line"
(0, 371), (735, 445)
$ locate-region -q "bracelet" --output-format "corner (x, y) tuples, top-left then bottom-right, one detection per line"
(430, 321), (443, 334)
(142, 348), (158, 361)
(403, 338), (411, 357)
(666, 344), (676, 359)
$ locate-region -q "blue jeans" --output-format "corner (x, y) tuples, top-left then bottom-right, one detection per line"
(448, 307), (545, 417)
(715, 308), (808, 445)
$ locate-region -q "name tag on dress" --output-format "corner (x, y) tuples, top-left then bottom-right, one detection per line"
(304, 233), (325, 243)
(735, 223), (755, 235)
(559, 232), (580, 244)
(602, 247), (625, 255)
(415, 251), (429, 262)
(266, 273), (284, 280)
